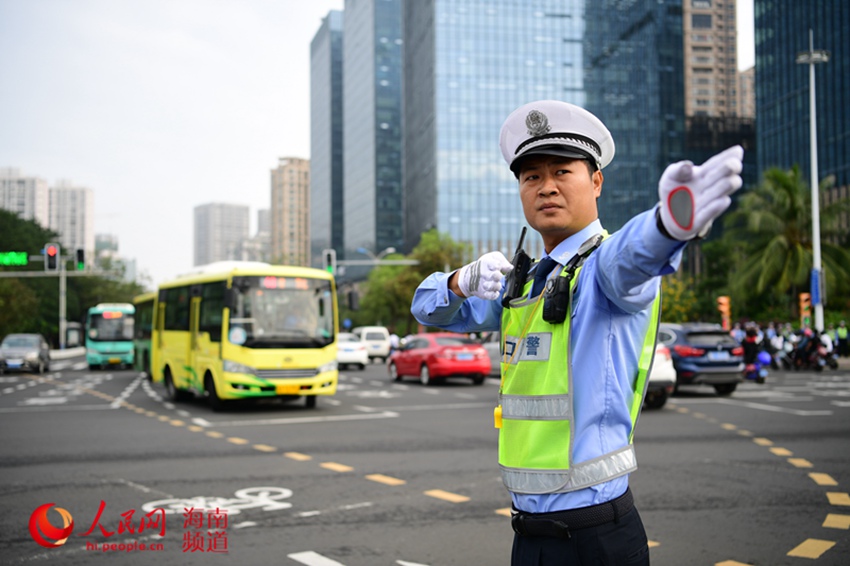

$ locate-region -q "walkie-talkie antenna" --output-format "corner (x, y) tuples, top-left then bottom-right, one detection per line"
(501, 227), (532, 308)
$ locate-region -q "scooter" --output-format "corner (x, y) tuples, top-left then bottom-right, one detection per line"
(744, 350), (772, 384)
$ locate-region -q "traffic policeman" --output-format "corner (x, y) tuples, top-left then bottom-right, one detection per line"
(411, 100), (744, 565)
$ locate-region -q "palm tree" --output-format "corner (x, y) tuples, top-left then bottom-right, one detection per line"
(722, 166), (850, 306)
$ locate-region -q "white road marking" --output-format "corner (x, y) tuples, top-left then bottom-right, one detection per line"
(288, 551), (347, 566)
(715, 398), (832, 416)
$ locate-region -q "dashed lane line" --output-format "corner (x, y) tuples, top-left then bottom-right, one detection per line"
(787, 539), (836, 559)
(810, 473), (839, 486)
(365, 474), (406, 486)
(823, 514), (850, 530)
(424, 489), (470, 503)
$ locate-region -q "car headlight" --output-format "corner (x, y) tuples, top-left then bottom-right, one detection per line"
(317, 361), (338, 373)
(223, 360), (256, 375)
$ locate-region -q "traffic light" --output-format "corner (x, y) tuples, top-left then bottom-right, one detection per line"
(799, 292), (812, 326)
(716, 296), (731, 329)
(75, 248), (85, 271)
(322, 249), (337, 274)
(44, 243), (60, 271)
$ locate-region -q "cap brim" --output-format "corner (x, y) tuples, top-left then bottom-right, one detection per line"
(510, 145), (595, 174)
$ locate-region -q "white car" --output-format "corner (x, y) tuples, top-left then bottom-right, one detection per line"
(352, 326), (392, 362)
(337, 332), (368, 370)
(644, 343), (676, 409)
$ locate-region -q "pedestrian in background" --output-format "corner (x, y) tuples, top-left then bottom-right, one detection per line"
(836, 320), (848, 357)
(411, 99), (744, 565)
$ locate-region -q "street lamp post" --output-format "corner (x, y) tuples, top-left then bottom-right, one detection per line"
(357, 246), (396, 261)
(795, 28), (829, 332)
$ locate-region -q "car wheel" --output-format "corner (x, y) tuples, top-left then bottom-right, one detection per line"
(644, 390), (668, 409)
(358, 363), (366, 371)
(205, 374), (226, 412)
(420, 364), (432, 386)
(713, 383), (737, 396)
(305, 395), (317, 409)
(389, 362), (401, 382)
(472, 375), (485, 385)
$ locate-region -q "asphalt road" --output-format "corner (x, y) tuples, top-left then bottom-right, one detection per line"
(1, 356), (848, 565)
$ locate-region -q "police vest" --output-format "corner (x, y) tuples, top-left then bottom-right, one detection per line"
(495, 255), (661, 494)
(838, 327), (848, 340)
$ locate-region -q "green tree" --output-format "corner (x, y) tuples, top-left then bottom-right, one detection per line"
(721, 166), (850, 321)
(660, 274), (700, 323)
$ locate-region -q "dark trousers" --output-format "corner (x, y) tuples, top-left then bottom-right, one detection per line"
(511, 506), (650, 566)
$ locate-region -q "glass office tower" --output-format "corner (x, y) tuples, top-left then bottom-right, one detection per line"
(343, 0), (404, 261)
(403, 0), (691, 261)
(310, 11), (344, 267)
(755, 0), (849, 190)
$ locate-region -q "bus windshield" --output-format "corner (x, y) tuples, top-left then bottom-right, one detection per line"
(228, 276), (334, 349)
(88, 312), (134, 342)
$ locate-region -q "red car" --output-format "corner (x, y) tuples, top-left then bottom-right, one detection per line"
(388, 333), (491, 385)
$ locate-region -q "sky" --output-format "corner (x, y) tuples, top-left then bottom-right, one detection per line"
(0, 0), (754, 289)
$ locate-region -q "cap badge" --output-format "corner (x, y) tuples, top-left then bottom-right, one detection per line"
(525, 110), (551, 137)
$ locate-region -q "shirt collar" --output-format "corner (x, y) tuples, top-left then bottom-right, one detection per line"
(545, 219), (605, 265)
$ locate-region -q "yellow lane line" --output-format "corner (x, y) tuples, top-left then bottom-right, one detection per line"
(753, 437), (773, 446)
(227, 437), (249, 445)
(769, 447), (792, 456)
(285, 452), (312, 461)
(187, 425), (204, 432)
(720, 423), (737, 430)
(676, 407), (689, 413)
(424, 489), (470, 503)
(736, 429), (753, 437)
(253, 444), (277, 452)
(827, 492), (850, 506)
(716, 561), (752, 566)
(788, 458), (813, 468)
(169, 420), (185, 426)
(205, 431), (224, 438)
(157, 415), (170, 422)
(495, 508), (512, 517)
(786, 538), (836, 559)
(823, 514), (850, 530)
(321, 462), (354, 473)
(692, 412), (706, 419)
(648, 540), (660, 548)
(365, 474), (406, 486)
(809, 473), (838, 486)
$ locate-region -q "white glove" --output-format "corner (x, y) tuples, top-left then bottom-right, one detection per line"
(658, 145), (744, 240)
(456, 251), (513, 300)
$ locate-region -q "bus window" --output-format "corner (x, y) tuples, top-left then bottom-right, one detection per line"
(228, 276), (334, 348)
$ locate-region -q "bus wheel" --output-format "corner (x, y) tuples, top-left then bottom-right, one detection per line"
(205, 375), (226, 412)
(165, 369), (189, 402)
(305, 395), (317, 409)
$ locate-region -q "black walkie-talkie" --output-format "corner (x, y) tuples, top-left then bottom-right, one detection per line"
(501, 227), (532, 308)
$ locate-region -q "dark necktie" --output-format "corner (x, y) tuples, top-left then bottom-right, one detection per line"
(531, 257), (559, 296)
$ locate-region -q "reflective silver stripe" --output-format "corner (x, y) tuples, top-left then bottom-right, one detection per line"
(500, 445), (637, 494)
(500, 394), (572, 420)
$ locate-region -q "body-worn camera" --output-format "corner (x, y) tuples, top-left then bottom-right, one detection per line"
(541, 233), (604, 324)
(502, 227), (532, 308)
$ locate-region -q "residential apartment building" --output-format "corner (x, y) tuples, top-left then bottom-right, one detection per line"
(49, 180), (95, 255)
(271, 158), (310, 266)
(0, 167), (49, 228)
(193, 203), (250, 266)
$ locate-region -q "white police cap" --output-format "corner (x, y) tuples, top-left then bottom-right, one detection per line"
(499, 100), (615, 174)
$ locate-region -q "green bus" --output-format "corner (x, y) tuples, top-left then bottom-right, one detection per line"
(85, 302), (135, 370)
(133, 292), (156, 377)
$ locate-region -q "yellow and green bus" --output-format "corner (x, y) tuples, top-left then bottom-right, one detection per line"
(132, 291), (156, 377)
(151, 262), (339, 410)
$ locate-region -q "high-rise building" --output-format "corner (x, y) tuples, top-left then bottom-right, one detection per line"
(193, 203), (249, 266)
(755, 0), (849, 192)
(683, 0), (740, 118)
(738, 66), (756, 119)
(310, 10), (345, 269)
(271, 157), (310, 266)
(342, 0), (403, 260)
(0, 167), (49, 228)
(49, 180), (95, 255)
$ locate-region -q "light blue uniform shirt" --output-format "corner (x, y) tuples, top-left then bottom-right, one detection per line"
(411, 208), (686, 513)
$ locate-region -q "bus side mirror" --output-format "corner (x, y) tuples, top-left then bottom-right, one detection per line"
(347, 290), (359, 311)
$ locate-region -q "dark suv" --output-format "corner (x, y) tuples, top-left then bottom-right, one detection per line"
(657, 323), (744, 395)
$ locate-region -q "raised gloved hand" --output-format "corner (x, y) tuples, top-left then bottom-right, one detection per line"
(456, 251), (513, 300)
(657, 145), (744, 240)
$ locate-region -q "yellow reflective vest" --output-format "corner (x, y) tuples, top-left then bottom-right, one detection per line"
(496, 258), (661, 494)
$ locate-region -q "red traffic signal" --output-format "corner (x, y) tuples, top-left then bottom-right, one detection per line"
(44, 243), (60, 271)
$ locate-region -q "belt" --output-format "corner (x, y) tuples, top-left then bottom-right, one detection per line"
(511, 488), (634, 538)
